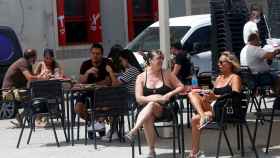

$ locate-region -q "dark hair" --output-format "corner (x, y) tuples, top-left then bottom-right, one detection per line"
(250, 4), (261, 13)
(23, 48), (37, 60)
(90, 43), (103, 54)
(120, 49), (143, 72)
(43, 48), (54, 58)
(171, 42), (183, 50)
(107, 44), (123, 73)
(145, 50), (163, 66)
(247, 33), (259, 42)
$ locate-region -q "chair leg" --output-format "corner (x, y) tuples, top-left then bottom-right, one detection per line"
(216, 128), (223, 158)
(240, 125), (244, 157)
(85, 119), (88, 145)
(253, 118), (259, 145)
(60, 115), (68, 142)
(245, 123), (259, 158)
(16, 117), (28, 148)
(172, 122), (176, 158)
(27, 116), (35, 144)
(50, 117), (60, 147)
(223, 128), (233, 156)
(180, 110), (185, 158)
(237, 125), (240, 150)
(265, 115), (274, 153)
(137, 130), (142, 155)
(77, 116), (80, 141)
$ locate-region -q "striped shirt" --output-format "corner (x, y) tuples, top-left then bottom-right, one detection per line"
(119, 66), (141, 95)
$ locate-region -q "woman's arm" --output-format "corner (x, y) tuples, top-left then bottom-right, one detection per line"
(34, 62), (42, 75)
(230, 74), (241, 92)
(163, 71), (184, 100)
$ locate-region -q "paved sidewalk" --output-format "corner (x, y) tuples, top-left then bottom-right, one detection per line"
(0, 99), (280, 157)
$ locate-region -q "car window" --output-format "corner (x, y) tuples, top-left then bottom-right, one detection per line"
(127, 26), (190, 51)
(183, 26), (210, 53)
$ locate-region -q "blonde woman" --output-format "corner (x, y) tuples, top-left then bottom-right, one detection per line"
(188, 51), (241, 158)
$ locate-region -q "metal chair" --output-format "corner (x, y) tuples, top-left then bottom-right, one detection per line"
(204, 92), (259, 158)
(253, 97), (280, 153)
(131, 99), (182, 158)
(16, 80), (68, 148)
(89, 85), (130, 149)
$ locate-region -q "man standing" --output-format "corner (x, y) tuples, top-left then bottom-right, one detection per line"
(2, 48), (41, 126)
(243, 5), (261, 44)
(170, 42), (192, 85)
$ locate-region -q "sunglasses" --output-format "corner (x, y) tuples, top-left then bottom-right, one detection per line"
(218, 60), (228, 65)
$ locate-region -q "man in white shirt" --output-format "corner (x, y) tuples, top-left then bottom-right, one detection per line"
(243, 5), (261, 44)
(240, 33), (280, 93)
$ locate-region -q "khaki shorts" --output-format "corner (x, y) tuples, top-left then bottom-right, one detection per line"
(2, 89), (29, 102)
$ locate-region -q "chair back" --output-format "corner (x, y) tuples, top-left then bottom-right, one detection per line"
(238, 66), (256, 90)
(216, 92), (248, 123)
(29, 80), (64, 113)
(93, 86), (129, 116)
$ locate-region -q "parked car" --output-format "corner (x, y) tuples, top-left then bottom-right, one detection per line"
(0, 26), (23, 119)
(126, 14), (212, 73)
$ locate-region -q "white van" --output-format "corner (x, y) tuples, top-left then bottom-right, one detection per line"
(126, 14), (212, 73)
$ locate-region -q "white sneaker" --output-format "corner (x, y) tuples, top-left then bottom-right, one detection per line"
(101, 132), (119, 141)
(94, 121), (105, 131)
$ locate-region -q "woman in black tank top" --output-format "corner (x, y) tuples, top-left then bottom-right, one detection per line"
(125, 50), (184, 157)
(188, 51), (241, 158)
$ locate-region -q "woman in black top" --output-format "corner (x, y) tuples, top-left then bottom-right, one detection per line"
(125, 50), (184, 157)
(188, 51), (241, 158)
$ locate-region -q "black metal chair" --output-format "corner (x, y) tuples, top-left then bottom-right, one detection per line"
(131, 99), (182, 158)
(204, 92), (259, 158)
(16, 80), (68, 148)
(253, 97), (280, 153)
(88, 85), (130, 149)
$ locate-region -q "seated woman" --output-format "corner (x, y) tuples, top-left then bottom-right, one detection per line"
(188, 51), (241, 158)
(125, 50), (184, 157)
(34, 48), (64, 127)
(34, 48), (64, 79)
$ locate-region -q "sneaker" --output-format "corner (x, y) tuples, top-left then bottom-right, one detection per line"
(101, 132), (119, 141)
(147, 150), (156, 158)
(94, 121), (105, 131)
(199, 116), (210, 130)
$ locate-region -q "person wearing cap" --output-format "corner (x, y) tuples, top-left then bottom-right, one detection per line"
(2, 48), (42, 127)
(34, 48), (64, 79)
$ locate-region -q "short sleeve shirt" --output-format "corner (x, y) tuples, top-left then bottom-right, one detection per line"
(80, 58), (110, 83)
(2, 58), (33, 89)
(243, 21), (258, 44)
(175, 52), (192, 81)
(246, 45), (270, 73)
(119, 66), (141, 95)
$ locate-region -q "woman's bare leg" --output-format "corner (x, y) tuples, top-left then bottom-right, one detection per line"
(130, 102), (155, 134)
(188, 92), (206, 117)
(143, 115), (156, 153)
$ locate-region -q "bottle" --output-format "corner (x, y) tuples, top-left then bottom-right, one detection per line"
(191, 68), (199, 89)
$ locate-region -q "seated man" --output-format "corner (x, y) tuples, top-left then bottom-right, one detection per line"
(2, 49), (43, 127)
(240, 33), (280, 91)
(74, 43), (118, 136)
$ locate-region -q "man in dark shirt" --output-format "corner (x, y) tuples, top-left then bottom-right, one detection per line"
(171, 42), (192, 85)
(75, 43), (117, 120)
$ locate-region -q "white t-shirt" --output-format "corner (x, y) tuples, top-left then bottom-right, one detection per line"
(242, 44), (270, 73)
(243, 21), (258, 44)
(240, 45), (248, 66)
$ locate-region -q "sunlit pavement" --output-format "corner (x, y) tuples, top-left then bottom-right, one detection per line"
(0, 98), (280, 158)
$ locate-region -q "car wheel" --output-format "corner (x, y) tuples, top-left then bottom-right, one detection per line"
(0, 101), (16, 119)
